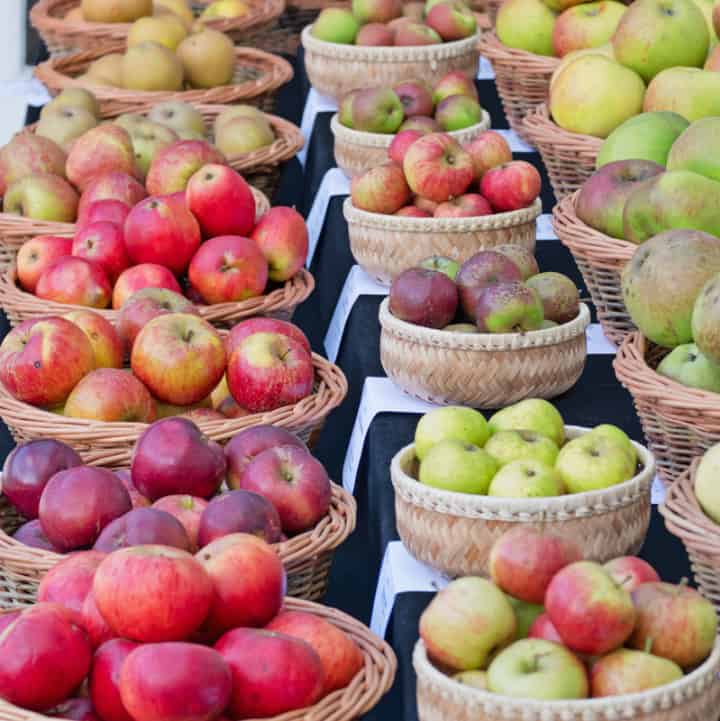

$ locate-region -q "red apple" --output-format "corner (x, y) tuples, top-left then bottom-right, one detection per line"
(80, 590), (115, 649)
(528, 613), (564, 644)
(394, 205), (431, 217)
(17, 235), (73, 293)
(388, 267), (458, 328)
(93, 545), (213, 642)
(463, 131), (512, 181)
(89, 639), (139, 721)
(77, 199), (131, 229)
(250, 206), (309, 282)
(426, 0), (477, 40)
(36, 256), (112, 309)
(394, 22), (443, 45)
(388, 129), (424, 165)
(414, 196), (439, 214)
(226, 318), (311, 357)
(152, 495), (209, 550)
(480, 160), (541, 212)
(0, 316), (95, 407)
(0, 611), (20, 635)
(216, 395), (251, 418)
(114, 469), (150, 508)
(433, 71), (479, 104)
(604, 556), (660, 593)
(146, 140), (226, 196)
(433, 193), (492, 217)
(63, 309), (124, 369)
(93, 507), (191, 552)
(72, 221), (130, 284)
(112, 264), (182, 310)
(394, 81), (433, 117)
(78, 172), (146, 218)
(400, 116), (441, 133)
(37, 550), (106, 615)
(13, 519), (61, 550)
(351, 163), (411, 214)
(50, 698), (101, 721)
(356, 22), (395, 45)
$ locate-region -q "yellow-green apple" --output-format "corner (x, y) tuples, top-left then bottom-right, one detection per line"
(38, 466), (132, 550)
(395, 22), (443, 44)
(389, 130), (424, 165)
(621, 230), (720, 346)
(197, 533), (286, 632)
(13, 521), (59, 550)
(394, 81), (433, 117)
(78, 171), (147, 217)
(41, 88), (100, 120)
(453, 671), (487, 689)
(90, 639), (142, 721)
(81, 0), (152, 21)
(488, 398), (566, 445)
(154, 0), (194, 26)
(475, 280), (544, 332)
(646, 65), (720, 120)
(487, 458), (563, 496)
(72, 221), (131, 284)
(591, 648), (683, 696)
(426, 1), (477, 39)
(398, 205), (431, 216)
(199, 0), (251, 19)
(414, 405), (488, 459)
(484, 429), (558, 467)
(215, 116), (275, 156)
(434, 193), (492, 217)
(152, 495), (209, 550)
(213, 104), (266, 135)
(419, 576), (517, 671)
(148, 101), (206, 138)
(657, 343), (720, 391)
(146, 139), (226, 195)
(64, 309), (123, 369)
(435, 95), (482, 131)
(125, 193), (201, 274)
(528, 613), (564, 643)
(35, 106), (98, 151)
(419, 439), (498, 492)
(78, 199), (131, 228)
(496, 0), (556, 55)
(109, 114), (144, 134)
(85, 53), (125, 86)
(545, 561), (636, 655)
(37, 550), (103, 614)
(351, 87), (404, 133)
(612, 0), (709, 83)
(113, 263), (183, 309)
(250, 206), (308, 282)
(94, 507), (191, 552)
(400, 116), (441, 132)
(127, 13), (188, 49)
(0, 603), (92, 711)
(214, 627), (323, 718)
(456, 250), (523, 320)
(695, 443), (720, 522)
(311, 7), (360, 42)
(351, 163), (411, 213)
(668, 117), (720, 182)
(463, 130), (512, 181)
(505, 596), (544, 640)
(16, 235), (72, 293)
(338, 90), (360, 128)
(131, 313), (226, 405)
(629, 581), (717, 670)
(93, 546), (213, 642)
(526, 272), (580, 323)
(352, 0), (402, 23)
(176, 28), (235, 89)
(0, 132), (67, 195)
(389, 267), (458, 327)
(188, 235), (268, 303)
(2, 439), (82, 520)
(197, 489), (282, 545)
(186, 163), (256, 238)
(603, 556), (660, 592)
(36, 256), (112, 309)
(493, 245), (538, 280)
(487, 639), (589, 700)
(4, 173), (78, 222)
(549, 43), (615, 94)
(480, 160), (541, 211)
(432, 70), (479, 104)
(418, 255), (460, 279)
(552, 1), (626, 57)
(122, 41), (184, 91)
(575, 159), (664, 238)
(127, 121), (179, 178)
(356, 22), (395, 44)
(555, 434), (634, 492)
(266, 611), (364, 695)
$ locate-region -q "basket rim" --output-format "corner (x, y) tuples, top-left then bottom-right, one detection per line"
(478, 31), (560, 70)
(391, 426), (655, 519)
(379, 297), (590, 350)
(343, 196), (542, 232)
(413, 636), (720, 715)
(522, 103), (604, 152)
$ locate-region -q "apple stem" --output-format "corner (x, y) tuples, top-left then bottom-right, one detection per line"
(644, 637), (653, 655)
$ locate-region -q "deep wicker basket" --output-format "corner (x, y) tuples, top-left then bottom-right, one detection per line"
(34, 45), (294, 114)
(414, 636), (720, 721)
(552, 192), (637, 347)
(344, 197), (541, 285)
(301, 26), (480, 100)
(614, 333), (720, 487)
(522, 103), (602, 200)
(478, 33), (558, 143)
(331, 111), (491, 178)
(391, 426), (654, 578)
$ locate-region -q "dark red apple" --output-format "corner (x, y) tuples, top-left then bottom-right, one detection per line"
(388, 267), (458, 328)
(151, 495), (208, 551)
(89, 639), (139, 721)
(93, 507), (192, 552)
(13, 519), (61, 551)
(456, 250), (523, 320)
(37, 550), (106, 615)
(80, 589), (115, 649)
(114, 470), (150, 508)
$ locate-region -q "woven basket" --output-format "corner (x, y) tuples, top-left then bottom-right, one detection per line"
(391, 426), (654, 578)
(331, 111), (491, 178)
(414, 637), (720, 721)
(379, 298), (589, 407)
(344, 197), (541, 285)
(0, 597), (397, 721)
(34, 45), (294, 115)
(0, 480), (355, 607)
(615, 333), (720, 488)
(522, 103), (602, 200)
(302, 26), (479, 100)
(552, 192), (637, 347)
(478, 33), (559, 143)
(30, 0), (286, 56)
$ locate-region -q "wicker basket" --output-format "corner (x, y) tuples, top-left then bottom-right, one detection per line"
(552, 192), (637, 347)
(522, 103), (602, 200)
(344, 197), (541, 285)
(615, 333), (720, 488)
(34, 45), (294, 115)
(414, 636), (720, 721)
(0, 597), (397, 721)
(478, 33), (559, 143)
(30, 0), (286, 56)
(0, 480), (355, 607)
(391, 426), (654, 578)
(331, 111), (491, 178)
(302, 26), (479, 100)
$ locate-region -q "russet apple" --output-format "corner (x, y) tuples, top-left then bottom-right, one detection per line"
(16, 235), (72, 293)
(0, 131), (66, 196)
(37, 551), (106, 615)
(78, 199), (131, 229)
(93, 507), (192, 552)
(526, 272), (579, 324)
(394, 22), (443, 44)
(394, 81), (433, 117)
(389, 267), (458, 327)
(351, 87), (404, 133)
(356, 22), (395, 44)
(35, 106), (98, 151)
(177, 27), (236, 88)
(434, 193), (492, 217)
(352, 0), (402, 23)
(121, 41), (184, 92)
(112, 264), (182, 309)
(78, 172), (146, 218)
(351, 163), (411, 214)
(72, 221), (131, 284)
(426, 1), (477, 40)
(36, 256), (112, 309)
(63, 309), (123, 369)
(250, 206), (308, 282)
(146, 139), (226, 196)
(13, 520), (59, 550)
(480, 160), (541, 212)
(152, 495), (209, 550)
(494, 245), (539, 280)
(89, 639), (140, 721)
(4, 173), (78, 222)
(389, 129), (424, 165)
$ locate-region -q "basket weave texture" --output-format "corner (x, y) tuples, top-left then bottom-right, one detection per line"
(379, 298), (590, 408)
(344, 197), (541, 285)
(391, 427), (654, 578)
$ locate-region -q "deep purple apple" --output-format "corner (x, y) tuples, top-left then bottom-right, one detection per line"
(456, 250), (523, 320)
(93, 507), (191, 552)
(388, 268), (458, 328)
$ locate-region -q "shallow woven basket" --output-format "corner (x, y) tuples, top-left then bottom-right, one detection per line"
(34, 45), (294, 115)
(522, 103), (602, 200)
(414, 636), (720, 721)
(615, 333), (720, 488)
(344, 197), (541, 285)
(479, 33), (559, 143)
(552, 192), (637, 347)
(30, 0), (286, 56)
(0, 479), (355, 607)
(302, 27), (479, 100)
(391, 426), (654, 578)
(331, 111), (491, 178)
(0, 597), (397, 721)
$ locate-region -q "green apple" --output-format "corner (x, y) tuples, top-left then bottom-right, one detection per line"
(487, 639), (589, 700)
(452, 670), (487, 689)
(555, 435), (635, 493)
(694, 442), (720, 523)
(419, 440), (498, 494)
(590, 648), (683, 696)
(40, 87), (100, 119)
(506, 595), (544, 640)
(488, 399), (565, 447)
(657, 343), (720, 392)
(148, 101), (207, 138)
(35, 106), (98, 151)
(312, 7), (360, 43)
(497, 0), (557, 55)
(484, 430), (560, 467)
(587, 424), (637, 467)
(4, 174), (78, 222)
(128, 120), (179, 178)
(419, 255), (460, 280)
(488, 459), (564, 498)
(415, 406), (490, 460)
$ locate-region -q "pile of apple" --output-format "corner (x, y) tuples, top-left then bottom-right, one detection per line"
(0, 543), (363, 720)
(420, 527), (718, 700)
(389, 248), (579, 333)
(409, 399), (640, 497)
(351, 130), (541, 217)
(3, 420), (332, 555)
(68, 0), (248, 25)
(311, 0), (477, 46)
(339, 72), (483, 134)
